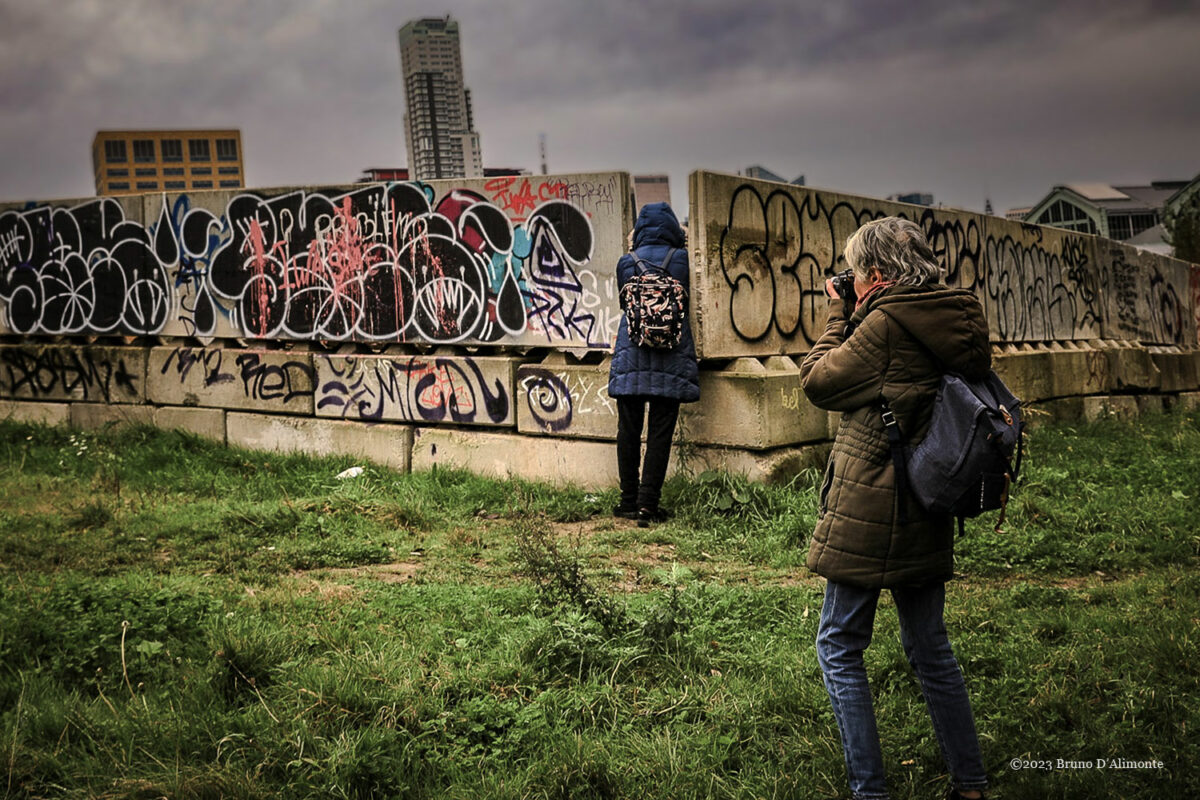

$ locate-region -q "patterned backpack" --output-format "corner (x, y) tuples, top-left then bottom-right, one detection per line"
(620, 247), (687, 349)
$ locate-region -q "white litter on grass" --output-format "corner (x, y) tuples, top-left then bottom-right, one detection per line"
(336, 466), (365, 480)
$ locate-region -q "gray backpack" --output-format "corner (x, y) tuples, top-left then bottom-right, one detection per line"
(883, 371), (1023, 534)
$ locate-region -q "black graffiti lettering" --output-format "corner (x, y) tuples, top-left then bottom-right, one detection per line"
(0, 347), (138, 402)
(234, 353), (315, 404)
(161, 347), (235, 387)
(315, 355), (510, 424)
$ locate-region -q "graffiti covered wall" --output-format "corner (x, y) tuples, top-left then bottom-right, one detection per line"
(3, 169), (1199, 488)
(690, 171), (1197, 358)
(0, 173), (631, 349)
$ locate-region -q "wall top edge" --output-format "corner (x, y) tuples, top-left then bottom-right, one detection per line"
(0, 171), (634, 211)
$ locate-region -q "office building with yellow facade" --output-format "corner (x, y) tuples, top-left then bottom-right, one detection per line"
(92, 129), (244, 196)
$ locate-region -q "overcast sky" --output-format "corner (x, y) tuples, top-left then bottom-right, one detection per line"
(2, 0), (1198, 215)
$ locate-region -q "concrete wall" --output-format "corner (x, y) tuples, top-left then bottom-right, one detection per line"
(689, 170), (1198, 357)
(2, 169), (1199, 487)
(0, 173), (631, 349)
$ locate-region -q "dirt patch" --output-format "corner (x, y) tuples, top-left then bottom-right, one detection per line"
(322, 561), (423, 584)
(549, 516), (633, 540)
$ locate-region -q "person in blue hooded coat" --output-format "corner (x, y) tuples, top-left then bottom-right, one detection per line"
(607, 202), (700, 525)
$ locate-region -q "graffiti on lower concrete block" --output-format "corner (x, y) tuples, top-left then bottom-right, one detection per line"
(0, 346), (140, 402)
(316, 355), (512, 425)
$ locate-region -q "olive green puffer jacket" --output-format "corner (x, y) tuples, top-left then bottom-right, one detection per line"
(800, 284), (991, 588)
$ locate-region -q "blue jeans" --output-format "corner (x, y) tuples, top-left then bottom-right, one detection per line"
(816, 580), (988, 799)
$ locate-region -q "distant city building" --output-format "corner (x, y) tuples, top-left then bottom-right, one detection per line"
(1005, 207), (1032, 221)
(355, 166), (527, 184)
(398, 16), (482, 181)
(633, 174), (671, 210)
(483, 167), (530, 177)
(358, 167), (410, 183)
(744, 165), (806, 186)
(887, 192), (934, 206)
(92, 129), (244, 196)
(1024, 180), (1188, 241)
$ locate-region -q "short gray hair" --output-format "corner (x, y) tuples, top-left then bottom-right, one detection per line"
(844, 217), (943, 286)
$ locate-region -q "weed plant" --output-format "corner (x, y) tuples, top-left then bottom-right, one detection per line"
(0, 412), (1197, 798)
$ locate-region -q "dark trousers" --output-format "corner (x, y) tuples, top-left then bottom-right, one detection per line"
(616, 395), (680, 510)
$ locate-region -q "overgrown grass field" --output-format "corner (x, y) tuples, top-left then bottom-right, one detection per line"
(1, 410), (1198, 799)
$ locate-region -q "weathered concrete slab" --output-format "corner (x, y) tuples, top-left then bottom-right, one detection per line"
(1081, 395), (1139, 422)
(515, 360), (617, 439)
(412, 427), (619, 487)
(0, 194), (148, 336)
(149, 346), (315, 415)
(993, 344), (1117, 403)
(682, 442), (832, 485)
(690, 170), (992, 357)
(0, 345), (146, 404)
(134, 173), (631, 346)
(1098, 243), (1195, 346)
(153, 406), (227, 443)
(72, 403), (223, 440)
(315, 353), (516, 426)
(0, 400), (70, 426)
(1099, 342), (1161, 392)
(70, 402), (155, 430)
(681, 357), (831, 448)
(226, 412), (411, 471)
(412, 423), (832, 488)
(515, 355), (829, 448)
(979, 218), (1102, 343)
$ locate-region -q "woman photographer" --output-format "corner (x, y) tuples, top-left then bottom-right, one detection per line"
(800, 217), (990, 800)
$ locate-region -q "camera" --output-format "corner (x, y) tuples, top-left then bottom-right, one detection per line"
(830, 268), (857, 307)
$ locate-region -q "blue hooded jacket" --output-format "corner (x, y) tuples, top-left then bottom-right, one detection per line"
(607, 202), (700, 402)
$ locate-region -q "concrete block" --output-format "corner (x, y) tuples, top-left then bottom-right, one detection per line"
(1026, 397), (1084, 426)
(1081, 395), (1138, 422)
(1135, 395), (1167, 415)
(1148, 349), (1200, 393)
(316, 353), (517, 426)
(681, 363), (830, 448)
(0, 345), (146, 404)
(71, 402), (155, 430)
(153, 406), (226, 443)
(149, 346), (315, 415)
(140, 173), (633, 348)
(682, 442), (832, 485)
(992, 350), (1056, 403)
(0, 400), (70, 426)
(993, 346), (1117, 403)
(412, 427), (618, 488)
(516, 361), (616, 439)
(515, 358), (830, 448)
(979, 218), (1103, 343)
(688, 170), (983, 358)
(1178, 392), (1200, 412)
(226, 412), (411, 471)
(1104, 345), (1161, 392)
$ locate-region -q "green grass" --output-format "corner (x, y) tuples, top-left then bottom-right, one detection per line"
(0, 411), (1198, 798)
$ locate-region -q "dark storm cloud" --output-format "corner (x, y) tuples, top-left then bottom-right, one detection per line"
(0, 0), (1198, 214)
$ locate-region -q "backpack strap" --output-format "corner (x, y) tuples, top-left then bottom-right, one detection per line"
(880, 401), (909, 526)
(632, 247), (678, 277)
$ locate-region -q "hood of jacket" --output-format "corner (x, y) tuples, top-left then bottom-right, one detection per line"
(858, 284), (991, 378)
(632, 202), (686, 249)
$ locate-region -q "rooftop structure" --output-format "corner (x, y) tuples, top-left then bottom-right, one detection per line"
(1024, 180), (1189, 241)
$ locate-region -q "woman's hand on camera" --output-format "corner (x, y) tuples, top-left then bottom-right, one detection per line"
(825, 278), (839, 299)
